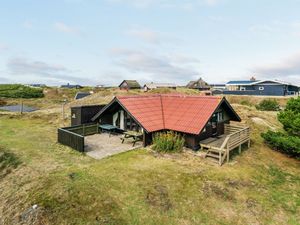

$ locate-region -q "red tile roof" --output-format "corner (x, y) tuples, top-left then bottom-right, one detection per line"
(117, 94), (223, 134)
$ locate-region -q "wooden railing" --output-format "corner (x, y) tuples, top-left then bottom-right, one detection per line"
(204, 124), (250, 165)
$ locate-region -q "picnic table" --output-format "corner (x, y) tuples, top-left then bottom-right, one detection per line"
(121, 131), (143, 147)
(99, 124), (123, 136)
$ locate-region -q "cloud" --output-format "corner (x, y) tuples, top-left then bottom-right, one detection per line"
(109, 47), (201, 83)
(249, 20), (300, 37)
(22, 20), (33, 29)
(127, 28), (162, 44)
(53, 22), (81, 35)
(107, 0), (221, 9)
(126, 27), (180, 44)
(252, 53), (300, 85)
(0, 43), (9, 52)
(6, 57), (88, 84)
(204, 0), (219, 6)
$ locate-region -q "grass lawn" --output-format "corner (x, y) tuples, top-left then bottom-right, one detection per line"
(0, 110), (300, 224)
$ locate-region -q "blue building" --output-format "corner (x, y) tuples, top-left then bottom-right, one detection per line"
(223, 80), (299, 96)
(61, 83), (83, 89)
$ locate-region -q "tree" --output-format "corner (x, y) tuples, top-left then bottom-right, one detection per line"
(278, 97), (300, 136)
(261, 97), (300, 158)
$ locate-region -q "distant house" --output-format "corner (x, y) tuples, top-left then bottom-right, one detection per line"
(61, 83), (83, 89)
(186, 78), (211, 90)
(74, 92), (91, 100)
(223, 79), (299, 96)
(143, 82), (177, 91)
(210, 84), (226, 95)
(210, 84), (226, 90)
(27, 84), (46, 88)
(119, 80), (141, 90)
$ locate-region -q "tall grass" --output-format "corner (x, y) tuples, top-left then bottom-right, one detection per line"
(152, 131), (185, 153)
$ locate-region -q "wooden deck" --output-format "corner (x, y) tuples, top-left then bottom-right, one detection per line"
(200, 124), (250, 166)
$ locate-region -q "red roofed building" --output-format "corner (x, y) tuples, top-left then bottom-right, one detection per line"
(92, 94), (241, 150)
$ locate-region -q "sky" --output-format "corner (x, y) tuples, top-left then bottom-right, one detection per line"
(0, 0), (300, 86)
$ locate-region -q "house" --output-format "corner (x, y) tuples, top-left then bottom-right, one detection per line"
(119, 80), (141, 90)
(27, 84), (46, 88)
(186, 78), (211, 90)
(61, 83), (83, 89)
(224, 79), (299, 96)
(74, 92), (91, 100)
(143, 82), (177, 91)
(92, 94), (242, 150)
(210, 84), (226, 90)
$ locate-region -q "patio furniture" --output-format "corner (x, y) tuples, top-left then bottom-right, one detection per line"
(121, 131), (143, 147)
(99, 124), (123, 137)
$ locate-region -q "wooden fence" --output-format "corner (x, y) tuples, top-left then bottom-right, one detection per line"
(57, 123), (99, 152)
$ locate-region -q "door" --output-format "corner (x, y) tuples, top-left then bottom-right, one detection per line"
(120, 110), (124, 130)
(211, 113), (218, 136)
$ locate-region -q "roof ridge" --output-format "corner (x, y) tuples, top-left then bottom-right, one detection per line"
(117, 94), (222, 99)
(160, 95), (166, 129)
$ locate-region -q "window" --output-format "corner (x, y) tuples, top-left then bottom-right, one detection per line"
(217, 112), (223, 122)
(211, 112), (223, 122)
(240, 87), (246, 91)
(259, 86), (264, 91)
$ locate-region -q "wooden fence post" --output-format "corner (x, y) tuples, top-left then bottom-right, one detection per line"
(20, 99), (23, 114)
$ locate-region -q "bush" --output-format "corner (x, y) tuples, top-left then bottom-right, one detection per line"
(0, 98), (6, 106)
(261, 97), (300, 159)
(0, 84), (44, 98)
(278, 97), (300, 136)
(256, 99), (280, 111)
(240, 100), (253, 107)
(261, 131), (300, 158)
(152, 131), (185, 153)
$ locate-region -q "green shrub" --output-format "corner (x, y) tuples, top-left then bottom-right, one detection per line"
(261, 131), (300, 158)
(261, 97), (300, 159)
(0, 84), (44, 98)
(278, 97), (300, 136)
(152, 131), (185, 153)
(256, 99), (280, 111)
(240, 100), (253, 107)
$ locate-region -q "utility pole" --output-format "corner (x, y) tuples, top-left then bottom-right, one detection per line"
(20, 99), (23, 114)
(62, 99), (67, 126)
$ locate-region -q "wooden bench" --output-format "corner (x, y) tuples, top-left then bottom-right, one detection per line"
(121, 131), (143, 147)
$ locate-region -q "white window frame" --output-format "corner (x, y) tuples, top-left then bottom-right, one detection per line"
(259, 86), (264, 91)
(240, 87), (246, 91)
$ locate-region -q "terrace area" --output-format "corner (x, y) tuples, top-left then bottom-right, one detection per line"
(84, 133), (143, 159)
(200, 124), (251, 165)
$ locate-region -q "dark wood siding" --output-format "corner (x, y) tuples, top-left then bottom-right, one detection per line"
(217, 122), (225, 135)
(58, 128), (84, 152)
(57, 124), (99, 152)
(71, 105), (105, 126)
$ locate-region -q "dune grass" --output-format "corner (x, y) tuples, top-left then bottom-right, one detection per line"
(0, 113), (299, 225)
